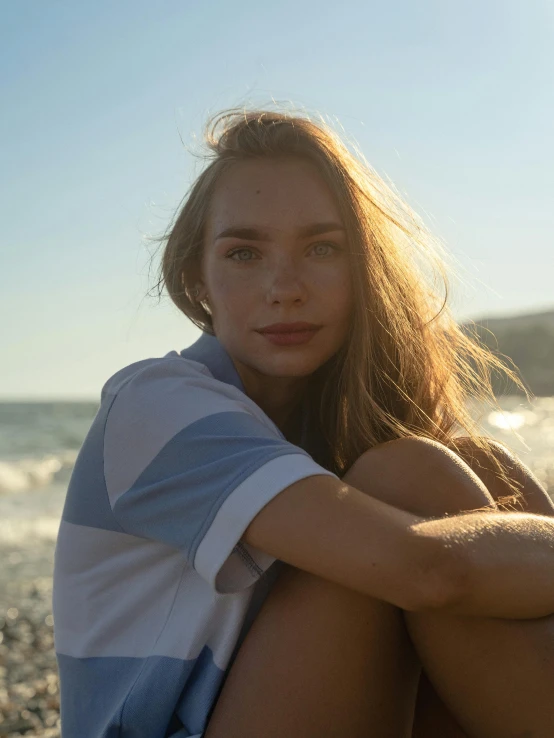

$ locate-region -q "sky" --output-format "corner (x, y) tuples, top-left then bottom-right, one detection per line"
(1, 0), (553, 399)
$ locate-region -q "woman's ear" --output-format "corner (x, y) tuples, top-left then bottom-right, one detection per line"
(195, 283), (209, 302)
(186, 280), (206, 302)
(192, 282), (212, 315)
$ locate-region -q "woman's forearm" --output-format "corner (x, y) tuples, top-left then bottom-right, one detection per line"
(412, 510), (554, 619)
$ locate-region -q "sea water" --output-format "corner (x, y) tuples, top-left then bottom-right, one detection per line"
(0, 401), (99, 586)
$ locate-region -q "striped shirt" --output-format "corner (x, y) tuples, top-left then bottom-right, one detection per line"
(53, 331), (338, 737)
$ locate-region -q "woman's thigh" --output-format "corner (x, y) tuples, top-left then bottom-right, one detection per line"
(205, 563), (421, 738)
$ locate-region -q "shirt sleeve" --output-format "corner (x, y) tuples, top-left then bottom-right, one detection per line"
(103, 358), (338, 594)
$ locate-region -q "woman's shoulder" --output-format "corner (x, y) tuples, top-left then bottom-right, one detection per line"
(100, 331), (244, 404)
(100, 352), (216, 402)
(99, 351), (280, 435)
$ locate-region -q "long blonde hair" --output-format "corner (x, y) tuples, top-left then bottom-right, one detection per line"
(151, 107), (528, 504)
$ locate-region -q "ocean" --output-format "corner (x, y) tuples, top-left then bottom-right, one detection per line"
(0, 401), (100, 587)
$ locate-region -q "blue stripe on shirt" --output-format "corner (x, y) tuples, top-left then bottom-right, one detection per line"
(57, 647), (223, 737)
(111, 410), (311, 557)
(61, 397), (124, 534)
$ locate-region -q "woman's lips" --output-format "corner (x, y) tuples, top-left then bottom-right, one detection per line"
(257, 328), (321, 346)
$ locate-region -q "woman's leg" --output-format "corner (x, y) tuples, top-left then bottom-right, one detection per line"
(205, 437), (489, 738)
(205, 563), (421, 738)
(347, 437), (554, 738)
(414, 438), (554, 738)
(206, 437), (554, 738)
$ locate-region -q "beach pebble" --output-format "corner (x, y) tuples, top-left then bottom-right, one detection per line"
(1, 555), (60, 738)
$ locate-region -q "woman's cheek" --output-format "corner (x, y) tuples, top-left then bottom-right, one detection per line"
(214, 280), (254, 318)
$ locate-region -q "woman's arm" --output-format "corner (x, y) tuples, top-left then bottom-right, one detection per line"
(245, 437), (554, 620)
(411, 509), (554, 619)
(435, 437), (554, 620)
(244, 473), (456, 613)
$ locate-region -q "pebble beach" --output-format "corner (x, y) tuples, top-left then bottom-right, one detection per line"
(1, 543), (60, 737)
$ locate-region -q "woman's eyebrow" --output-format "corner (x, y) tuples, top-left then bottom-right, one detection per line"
(215, 222), (345, 241)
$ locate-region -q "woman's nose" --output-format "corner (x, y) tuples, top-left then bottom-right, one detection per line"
(265, 263), (308, 304)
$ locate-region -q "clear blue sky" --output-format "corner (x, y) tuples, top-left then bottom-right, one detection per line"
(2, 0), (553, 399)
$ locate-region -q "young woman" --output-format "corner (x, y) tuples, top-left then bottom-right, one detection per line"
(53, 108), (554, 738)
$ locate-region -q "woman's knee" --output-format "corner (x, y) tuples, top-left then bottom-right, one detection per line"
(343, 436), (497, 519)
(447, 435), (554, 516)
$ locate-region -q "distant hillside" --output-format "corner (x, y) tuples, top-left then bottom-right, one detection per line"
(461, 309), (554, 396)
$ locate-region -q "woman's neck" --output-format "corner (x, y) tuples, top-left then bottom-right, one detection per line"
(253, 382), (306, 432)
(234, 364), (309, 432)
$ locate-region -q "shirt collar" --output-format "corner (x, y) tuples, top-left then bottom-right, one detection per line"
(179, 332), (246, 394)
(180, 331), (311, 446)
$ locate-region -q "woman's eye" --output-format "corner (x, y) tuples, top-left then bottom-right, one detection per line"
(312, 242), (339, 256)
(226, 242), (341, 262)
(227, 248), (256, 261)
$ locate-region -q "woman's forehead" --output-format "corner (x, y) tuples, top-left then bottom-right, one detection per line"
(206, 158), (342, 237)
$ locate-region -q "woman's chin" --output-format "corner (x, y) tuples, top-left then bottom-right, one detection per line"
(253, 356), (325, 378)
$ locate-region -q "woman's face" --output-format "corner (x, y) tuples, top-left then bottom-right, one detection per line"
(199, 156), (354, 384)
